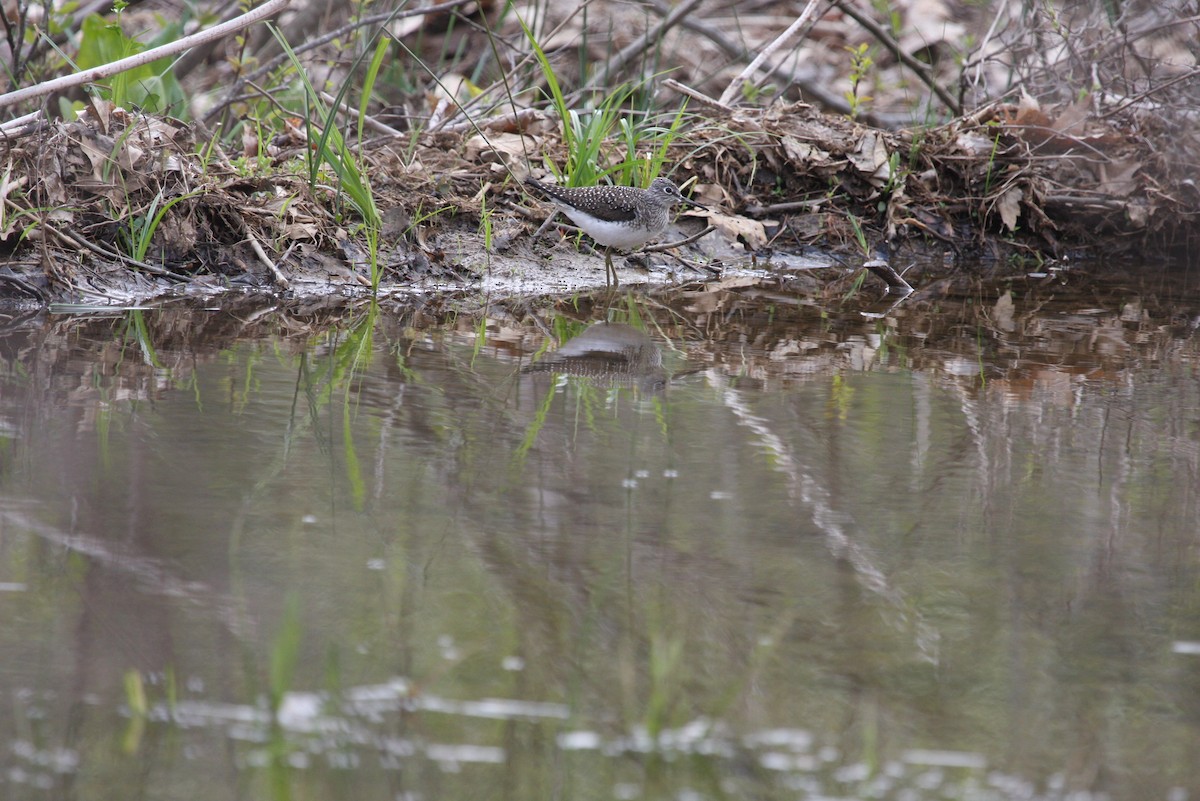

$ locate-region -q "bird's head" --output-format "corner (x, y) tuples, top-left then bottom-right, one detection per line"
(647, 178), (707, 210)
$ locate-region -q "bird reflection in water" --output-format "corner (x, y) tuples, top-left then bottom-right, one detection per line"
(522, 322), (667, 394)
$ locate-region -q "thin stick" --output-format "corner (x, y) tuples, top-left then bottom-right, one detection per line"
(50, 223), (189, 280)
(661, 78), (733, 112)
(578, 0), (706, 94)
(862, 258), (914, 295)
(828, 0), (962, 116)
(641, 224), (716, 253)
(246, 231), (291, 290)
(0, 109), (45, 138)
(203, 0), (479, 124)
(427, 0), (592, 131)
(966, 0), (1009, 93)
(717, 0), (825, 107)
(439, 107), (545, 135)
(318, 91), (404, 137)
(0, 0), (292, 112)
(653, 1), (849, 115)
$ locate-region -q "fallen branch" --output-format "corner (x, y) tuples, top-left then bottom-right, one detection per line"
(717, 0), (826, 107)
(207, 0), (480, 125)
(641, 224), (716, 253)
(247, 231), (291, 291)
(661, 79), (733, 113)
(828, 0), (962, 116)
(862, 258), (914, 295)
(579, 0), (706, 95)
(0, 0), (293, 113)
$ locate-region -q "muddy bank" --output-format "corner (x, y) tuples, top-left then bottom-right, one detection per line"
(1, 94), (1195, 306)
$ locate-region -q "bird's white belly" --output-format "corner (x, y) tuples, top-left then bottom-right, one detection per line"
(558, 207), (663, 249)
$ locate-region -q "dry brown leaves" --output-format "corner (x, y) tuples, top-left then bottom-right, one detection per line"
(690, 95), (1197, 256)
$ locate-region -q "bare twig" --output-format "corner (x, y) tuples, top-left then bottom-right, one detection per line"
(862, 258), (914, 295)
(0, 0), (293, 113)
(0, 270), (48, 300)
(318, 91), (404, 137)
(717, 0), (826, 107)
(0, 109), (46, 138)
(578, 0), (706, 95)
(829, 0), (962, 116)
(641, 224), (716, 253)
(172, 0), (260, 82)
(246, 231), (291, 290)
(1099, 65), (1200, 119)
(204, 0), (479, 125)
(427, 0), (592, 130)
(50, 223), (190, 280)
(439, 107), (546, 135)
(653, 0), (849, 115)
(966, 0), (1011, 94)
(744, 198), (828, 216)
(661, 78), (733, 112)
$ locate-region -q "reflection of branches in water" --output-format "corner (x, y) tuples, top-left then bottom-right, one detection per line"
(0, 505), (246, 637)
(707, 371), (941, 663)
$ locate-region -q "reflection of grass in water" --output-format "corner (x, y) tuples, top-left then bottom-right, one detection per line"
(293, 303), (379, 510)
(121, 669), (147, 755)
(119, 309), (164, 369)
(268, 595), (303, 718)
(515, 380), (556, 462)
(103, 309), (167, 470)
(631, 598), (800, 754)
(644, 631), (685, 741)
(471, 314), (488, 366)
(121, 666), (179, 756)
(334, 308), (378, 511)
(513, 315), (590, 460)
(265, 595), (304, 801)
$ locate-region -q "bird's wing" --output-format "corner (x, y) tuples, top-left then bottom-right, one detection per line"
(533, 182), (641, 223)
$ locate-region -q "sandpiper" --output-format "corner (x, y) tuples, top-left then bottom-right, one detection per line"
(524, 176), (706, 287)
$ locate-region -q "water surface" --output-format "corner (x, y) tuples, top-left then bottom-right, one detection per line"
(2, 268), (1199, 800)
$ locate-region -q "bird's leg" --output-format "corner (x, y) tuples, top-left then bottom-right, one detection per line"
(604, 247), (619, 288)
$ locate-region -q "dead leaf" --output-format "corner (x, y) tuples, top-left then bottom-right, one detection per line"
(781, 136), (834, 168)
(997, 186), (1022, 231)
(1050, 97), (1089, 136)
(0, 164), (28, 238)
(78, 130), (114, 182)
(993, 290), (1015, 332)
(1126, 199), (1151, 228)
(847, 132), (891, 186)
(282, 222), (320, 240)
(1099, 159), (1140, 198)
(703, 210), (768, 250)
(954, 131), (999, 157)
(1007, 94), (1126, 154)
(464, 132), (535, 170)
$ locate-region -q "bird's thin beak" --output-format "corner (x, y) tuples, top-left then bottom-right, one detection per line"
(680, 195), (707, 211)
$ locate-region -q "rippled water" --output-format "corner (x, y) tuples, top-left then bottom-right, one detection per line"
(2, 268), (1199, 800)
